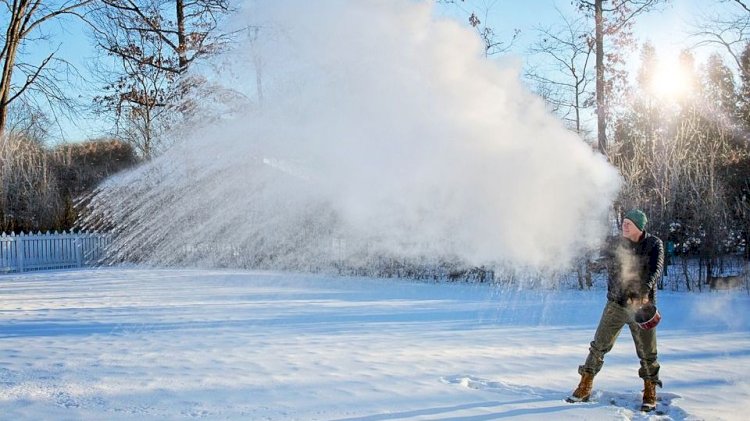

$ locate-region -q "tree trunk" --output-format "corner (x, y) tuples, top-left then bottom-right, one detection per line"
(176, 0), (188, 72)
(255, 57), (263, 107)
(595, 0), (606, 155)
(0, 0), (29, 138)
(575, 79), (582, 134)
(681, 256), (690, 291)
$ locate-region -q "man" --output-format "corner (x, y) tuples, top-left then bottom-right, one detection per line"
(567, 209), (665, 412)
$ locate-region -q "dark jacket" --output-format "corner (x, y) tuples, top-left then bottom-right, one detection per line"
(605, 232), (664, 306)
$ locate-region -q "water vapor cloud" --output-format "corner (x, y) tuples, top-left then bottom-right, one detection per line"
(83, 0), (621, 273)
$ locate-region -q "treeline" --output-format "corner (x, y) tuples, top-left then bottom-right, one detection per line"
(605, 44), (750, 286)
(0, 137), (138, 233)
(495, 0), (750, 287)
(443, 2), (750, 281)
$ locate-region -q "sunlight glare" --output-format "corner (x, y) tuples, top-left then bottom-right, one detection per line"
(648, 58), (692, 101)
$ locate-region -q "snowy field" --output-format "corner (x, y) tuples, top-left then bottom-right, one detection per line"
(0, 269), (748, 420)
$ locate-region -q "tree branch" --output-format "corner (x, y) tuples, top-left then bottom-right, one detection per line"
(732, 0), (750, 14)
(22, 0), (95, 39)
(4, 51), (53, 106)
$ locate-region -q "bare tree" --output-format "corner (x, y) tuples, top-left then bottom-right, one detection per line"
(438, 0), (519, 57)
(0, 134), (61, 231)
(4, 101), (52, 142)
(92, 0), (233, 74)
(727, 0), (750, 13)
(0, 0), (93, 138)
(691, 14), (749, 78)
(526, 8), (594, 135)
(86, 0), (235, 159)
(575, 0), (670, 156)
(90, 12), (181, 158)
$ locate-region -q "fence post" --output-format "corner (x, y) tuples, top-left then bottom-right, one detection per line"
(75, 234), (83, 268)
(17, 232), (25, 273)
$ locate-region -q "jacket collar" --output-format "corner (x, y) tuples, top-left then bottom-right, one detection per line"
(624, 231), (647, 245)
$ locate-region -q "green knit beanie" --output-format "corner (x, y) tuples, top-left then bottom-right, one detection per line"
(624, 209), (647, 231)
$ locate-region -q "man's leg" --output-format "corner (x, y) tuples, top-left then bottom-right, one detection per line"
(628, 322), (660, 383)
(579, 301), (629, 376)
(629, 321), (661, 411)
(569, 301), (629, 402)
(629, 323), (661, 412)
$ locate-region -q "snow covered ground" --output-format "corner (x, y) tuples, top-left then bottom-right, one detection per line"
(0, 268), (748, 420)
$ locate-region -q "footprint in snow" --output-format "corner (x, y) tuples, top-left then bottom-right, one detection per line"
(440, 375), (554, 398)
(441, 375), (692, 421)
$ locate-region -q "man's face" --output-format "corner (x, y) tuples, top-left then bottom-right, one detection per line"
(622, 218), (642, 241)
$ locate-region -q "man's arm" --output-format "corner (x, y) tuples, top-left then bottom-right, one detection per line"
(642, 237), (665, 297)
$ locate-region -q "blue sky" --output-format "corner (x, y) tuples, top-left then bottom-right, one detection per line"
(442, 0), (733, 62)
(438, 0), (740, 138)
(15, 0), (741, 142)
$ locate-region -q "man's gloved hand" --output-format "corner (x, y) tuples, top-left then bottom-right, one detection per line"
(627, 292), (649, 305)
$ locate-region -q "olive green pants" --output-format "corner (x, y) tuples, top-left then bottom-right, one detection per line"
(578, 300), (660, 383)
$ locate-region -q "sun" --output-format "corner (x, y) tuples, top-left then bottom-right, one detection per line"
(647, 58), (694, 101)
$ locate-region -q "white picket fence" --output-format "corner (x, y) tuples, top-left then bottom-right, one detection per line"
(0, 232), (110, 273)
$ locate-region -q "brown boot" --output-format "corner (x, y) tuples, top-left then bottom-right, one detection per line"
(641, 380), (658, 412)
(566, 373), (594, 403)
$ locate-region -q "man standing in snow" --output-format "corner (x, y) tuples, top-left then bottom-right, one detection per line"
(567, 209), (665, 412)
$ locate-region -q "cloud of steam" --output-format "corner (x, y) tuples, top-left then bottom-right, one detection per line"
(614, 243), (641, 299)
(689, 282), (749, 330)
(82, 0), (621, 272)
